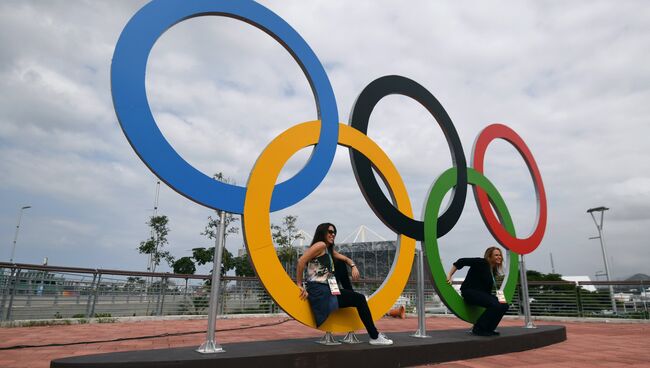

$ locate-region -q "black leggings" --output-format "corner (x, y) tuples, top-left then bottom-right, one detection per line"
(336, 289), (379, 339)
(461, 289), (509, 332)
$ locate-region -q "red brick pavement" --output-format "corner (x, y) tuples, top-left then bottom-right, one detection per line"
(0, 316), (648, 368)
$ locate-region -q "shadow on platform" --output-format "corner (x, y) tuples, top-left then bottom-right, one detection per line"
(51, 325), (565, 368)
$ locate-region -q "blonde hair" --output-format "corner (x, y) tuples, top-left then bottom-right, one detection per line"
(484, 246), (504, 275)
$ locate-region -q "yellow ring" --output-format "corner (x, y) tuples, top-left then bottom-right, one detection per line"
(243, 121), (415, 332)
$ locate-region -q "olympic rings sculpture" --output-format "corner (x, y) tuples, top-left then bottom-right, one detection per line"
(112, 0), (547, 332)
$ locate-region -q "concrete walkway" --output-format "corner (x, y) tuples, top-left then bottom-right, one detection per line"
(1, 316), (648, 368)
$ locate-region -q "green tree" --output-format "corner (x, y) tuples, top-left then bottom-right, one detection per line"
(521, 269), (577, 317)
(192, 247), (235, 276)
(272, 215), (304, 277)
(138, 215), (174, 272)
(172, 256), (196, 275)
(172, 256), (196, 294)
(202, 213), (240, 239)
(526, 270), (572, 291)
(233, 254), (255, 277)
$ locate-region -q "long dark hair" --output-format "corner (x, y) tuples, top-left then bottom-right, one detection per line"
(311, 223), (337, 247)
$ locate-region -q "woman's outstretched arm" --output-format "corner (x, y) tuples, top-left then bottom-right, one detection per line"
(447, 264), (458, 284)
(332, 249), (360, 280)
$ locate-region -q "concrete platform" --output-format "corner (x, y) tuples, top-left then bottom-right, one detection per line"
(51, 325), (565, 368)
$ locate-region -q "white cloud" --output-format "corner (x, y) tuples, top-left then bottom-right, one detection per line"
(1, 0), (649, 280)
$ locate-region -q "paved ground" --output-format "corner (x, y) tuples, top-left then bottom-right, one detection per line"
(0, 316), (648, 368)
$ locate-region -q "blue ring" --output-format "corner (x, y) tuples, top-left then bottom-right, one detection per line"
(111, 0), (338, 214)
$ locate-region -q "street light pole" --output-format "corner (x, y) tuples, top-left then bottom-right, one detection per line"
(587, 206), (617, 314)
(9, 205), (31, 263)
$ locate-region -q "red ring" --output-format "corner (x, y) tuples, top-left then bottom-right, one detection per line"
(471, 124), (547, 255)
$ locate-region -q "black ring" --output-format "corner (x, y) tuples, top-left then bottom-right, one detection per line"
(349, 75), (467, 240)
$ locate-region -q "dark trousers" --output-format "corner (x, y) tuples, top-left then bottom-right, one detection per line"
(461, 289), (509, 332)
(336, 289), (378, 339)
(334, 259), (354, 291)
(333, 259), (378, 339)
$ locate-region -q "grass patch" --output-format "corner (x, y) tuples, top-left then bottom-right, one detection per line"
(97, 317), (117, 324)
(18, 319), (73, 327)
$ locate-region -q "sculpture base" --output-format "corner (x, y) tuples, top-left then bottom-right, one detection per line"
(51, 325), (566, 368)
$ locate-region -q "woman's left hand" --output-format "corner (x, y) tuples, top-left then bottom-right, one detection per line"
(298, 284), (308, 300)
(350, 266), (360, 281)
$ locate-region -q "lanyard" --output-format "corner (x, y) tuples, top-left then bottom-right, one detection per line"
(325, 246), (335, 273)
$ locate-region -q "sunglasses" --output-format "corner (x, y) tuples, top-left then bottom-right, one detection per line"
(327, 230), (337, 235)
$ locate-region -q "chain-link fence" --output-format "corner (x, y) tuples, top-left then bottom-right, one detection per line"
(0, 262), (647, 321)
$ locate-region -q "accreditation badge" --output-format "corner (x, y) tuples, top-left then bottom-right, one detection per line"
(496, 290), (506, 303)
(327, 276), (341, 295)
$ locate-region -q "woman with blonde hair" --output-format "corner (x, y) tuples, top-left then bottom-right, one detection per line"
(446, 246), (509, 336)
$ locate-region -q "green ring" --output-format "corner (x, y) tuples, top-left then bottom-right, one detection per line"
(424, 167), (519, 323)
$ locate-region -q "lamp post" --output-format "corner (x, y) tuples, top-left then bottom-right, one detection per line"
(9, 205), (31, 263)
(587, 206), (617, 314)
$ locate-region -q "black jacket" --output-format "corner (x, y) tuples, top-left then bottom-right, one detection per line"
(453, 257), (495, 294)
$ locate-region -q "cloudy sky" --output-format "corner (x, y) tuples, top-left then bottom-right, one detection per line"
(1, 1), (649, 280)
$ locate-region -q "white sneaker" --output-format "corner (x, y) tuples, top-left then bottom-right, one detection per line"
(369, 333), (393, 345)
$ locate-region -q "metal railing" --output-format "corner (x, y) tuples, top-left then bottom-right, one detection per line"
(509, 280), (649, 320)
(0, 262), (647, 321)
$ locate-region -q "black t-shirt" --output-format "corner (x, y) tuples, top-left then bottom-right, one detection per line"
(453, 257), (494, 294)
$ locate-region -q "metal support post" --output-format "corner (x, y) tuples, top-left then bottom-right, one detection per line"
(155, 277), (162, 315)
(576, 286), (583, 318)
(85, 273), (97, 318)
(152, 281), (159, 315)
(411, 247), (430, 338)
(27, 291), (32, 306)
(158, 277), (167, 316)
(40, 270), (47, 299)
(0, 271), (7, 320)
(1, 268), (15, 321)
(641, 281), (648, 317)
(5, 268), (21, 321)
(89, 273), (102, 318)
(519, 255), (536, 328)
(0, 268), (10, 320)
(196, 210), (227, 354)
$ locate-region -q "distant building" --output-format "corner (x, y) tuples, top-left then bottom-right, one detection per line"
(336, 241), (398, 280)
(242, 240), (409, 281)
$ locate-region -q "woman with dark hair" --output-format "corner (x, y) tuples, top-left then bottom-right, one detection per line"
(296, 223), (393, 345)
(446, 246), (509, 336)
